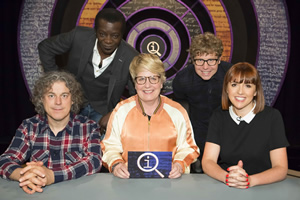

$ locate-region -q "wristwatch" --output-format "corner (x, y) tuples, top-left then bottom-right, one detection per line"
(111, 162), (121, 172)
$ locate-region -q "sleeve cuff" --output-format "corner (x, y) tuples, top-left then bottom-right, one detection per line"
(174, 160), (185, 174)
(109, 159), (125, 172)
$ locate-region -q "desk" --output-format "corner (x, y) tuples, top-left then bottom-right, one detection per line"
(0, 173), (299, 200)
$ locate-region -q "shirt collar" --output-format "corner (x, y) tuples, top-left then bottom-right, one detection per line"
(39, 113), (74, 135)
(64, 113), (74, 136)
(138, 95), (162, 116)
(93, 39), (118, 61)
(229, 102), (256, 125)
(213, 67), (224, 80)
(93, 39), (98, 54)
(37, 114), (49, 134)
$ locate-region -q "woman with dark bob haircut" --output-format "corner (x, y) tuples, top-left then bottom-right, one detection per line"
(202, 62), (289, 189)
(32, 71), (83, 115)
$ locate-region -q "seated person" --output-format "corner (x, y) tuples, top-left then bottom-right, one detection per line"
(101, 53), (200, 179)
(202, 62), (289, 189)
(0, 71), (102, 194)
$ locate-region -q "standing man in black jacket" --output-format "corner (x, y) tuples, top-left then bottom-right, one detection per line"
(38, 8), (139, 137)
(172, 32), (232, 173)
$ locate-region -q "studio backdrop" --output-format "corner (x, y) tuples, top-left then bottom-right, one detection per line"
(18, 0), (290, 106)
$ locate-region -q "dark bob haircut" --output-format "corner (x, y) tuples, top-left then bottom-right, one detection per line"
(221, 62), (265, 114)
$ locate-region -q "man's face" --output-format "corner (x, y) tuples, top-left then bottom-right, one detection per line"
(43, 81), (72, 125)
(193, 53), (221, 80)
(95, 19), (123, 58)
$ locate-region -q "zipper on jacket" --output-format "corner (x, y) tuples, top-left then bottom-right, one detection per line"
(147, 119), (150, 150)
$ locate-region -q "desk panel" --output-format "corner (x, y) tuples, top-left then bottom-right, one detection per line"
(0, 174), (299, 200)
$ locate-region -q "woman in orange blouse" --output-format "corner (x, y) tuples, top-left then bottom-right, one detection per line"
(101, 53), (199, 178)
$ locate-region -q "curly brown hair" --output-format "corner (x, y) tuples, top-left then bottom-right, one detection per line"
(189, 32), (223, 58)
(31, 71), (84, 115)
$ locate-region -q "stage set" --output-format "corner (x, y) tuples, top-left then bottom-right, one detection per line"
(0, 2), (299, 197)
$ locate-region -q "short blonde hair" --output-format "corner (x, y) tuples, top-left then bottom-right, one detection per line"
(189, 32), (223, 58)
(222, 62), (265, 114)
(129, 53), (166, 83)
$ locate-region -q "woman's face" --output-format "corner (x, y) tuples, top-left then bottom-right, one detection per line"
(135, 70), (162, 105)
(227, 78), (257, 116)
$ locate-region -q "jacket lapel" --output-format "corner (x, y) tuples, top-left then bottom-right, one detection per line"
(107, 40), (126, 106)
(76, 34), (96, 79)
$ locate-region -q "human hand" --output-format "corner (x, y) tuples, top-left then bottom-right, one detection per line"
(225, 160), (249, 189)
(112, 163), (130, 179)
(168, 162), (183, 179)
(98, 112), (112, 136)
(17, 161), (44, 194)
(19, 161), (54, 194)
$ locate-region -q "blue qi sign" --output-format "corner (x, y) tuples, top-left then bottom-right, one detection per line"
(128, 151), (172, 178)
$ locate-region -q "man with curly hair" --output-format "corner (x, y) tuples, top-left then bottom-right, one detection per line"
(0, 71), (102, 194)
(172, 32), (232, 173)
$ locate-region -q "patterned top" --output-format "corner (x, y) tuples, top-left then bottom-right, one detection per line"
(0, 113), (102, 183)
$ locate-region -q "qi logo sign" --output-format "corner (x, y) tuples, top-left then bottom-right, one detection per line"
(146, 41), (162, 56)
(137, 152), (164, 178)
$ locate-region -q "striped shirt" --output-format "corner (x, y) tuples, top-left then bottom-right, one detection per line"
(0, 113), (102, 183)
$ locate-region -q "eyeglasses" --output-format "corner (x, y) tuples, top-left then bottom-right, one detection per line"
(193, 58), (219, 66)
(135, 75), (161, 85)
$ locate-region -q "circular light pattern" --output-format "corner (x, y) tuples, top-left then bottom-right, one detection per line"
(18, 0), (290, 106)
(123, 6), (191, 95)
(127, 19), (182, 72)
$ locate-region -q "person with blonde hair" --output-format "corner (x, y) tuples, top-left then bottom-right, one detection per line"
(172, 32), (232, 173)
(202, 62), (289, 188)
(101, 53), (199, 179)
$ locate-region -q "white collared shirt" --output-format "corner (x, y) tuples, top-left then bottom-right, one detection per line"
(229, 102), (256, 125)
(92, 39), (117, 78)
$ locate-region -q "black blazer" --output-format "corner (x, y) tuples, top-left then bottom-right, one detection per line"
(38, 26), (139, 112)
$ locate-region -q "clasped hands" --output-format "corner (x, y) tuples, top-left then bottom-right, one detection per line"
(18, 161), (54, 194)
(225, 160), (249, 189)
